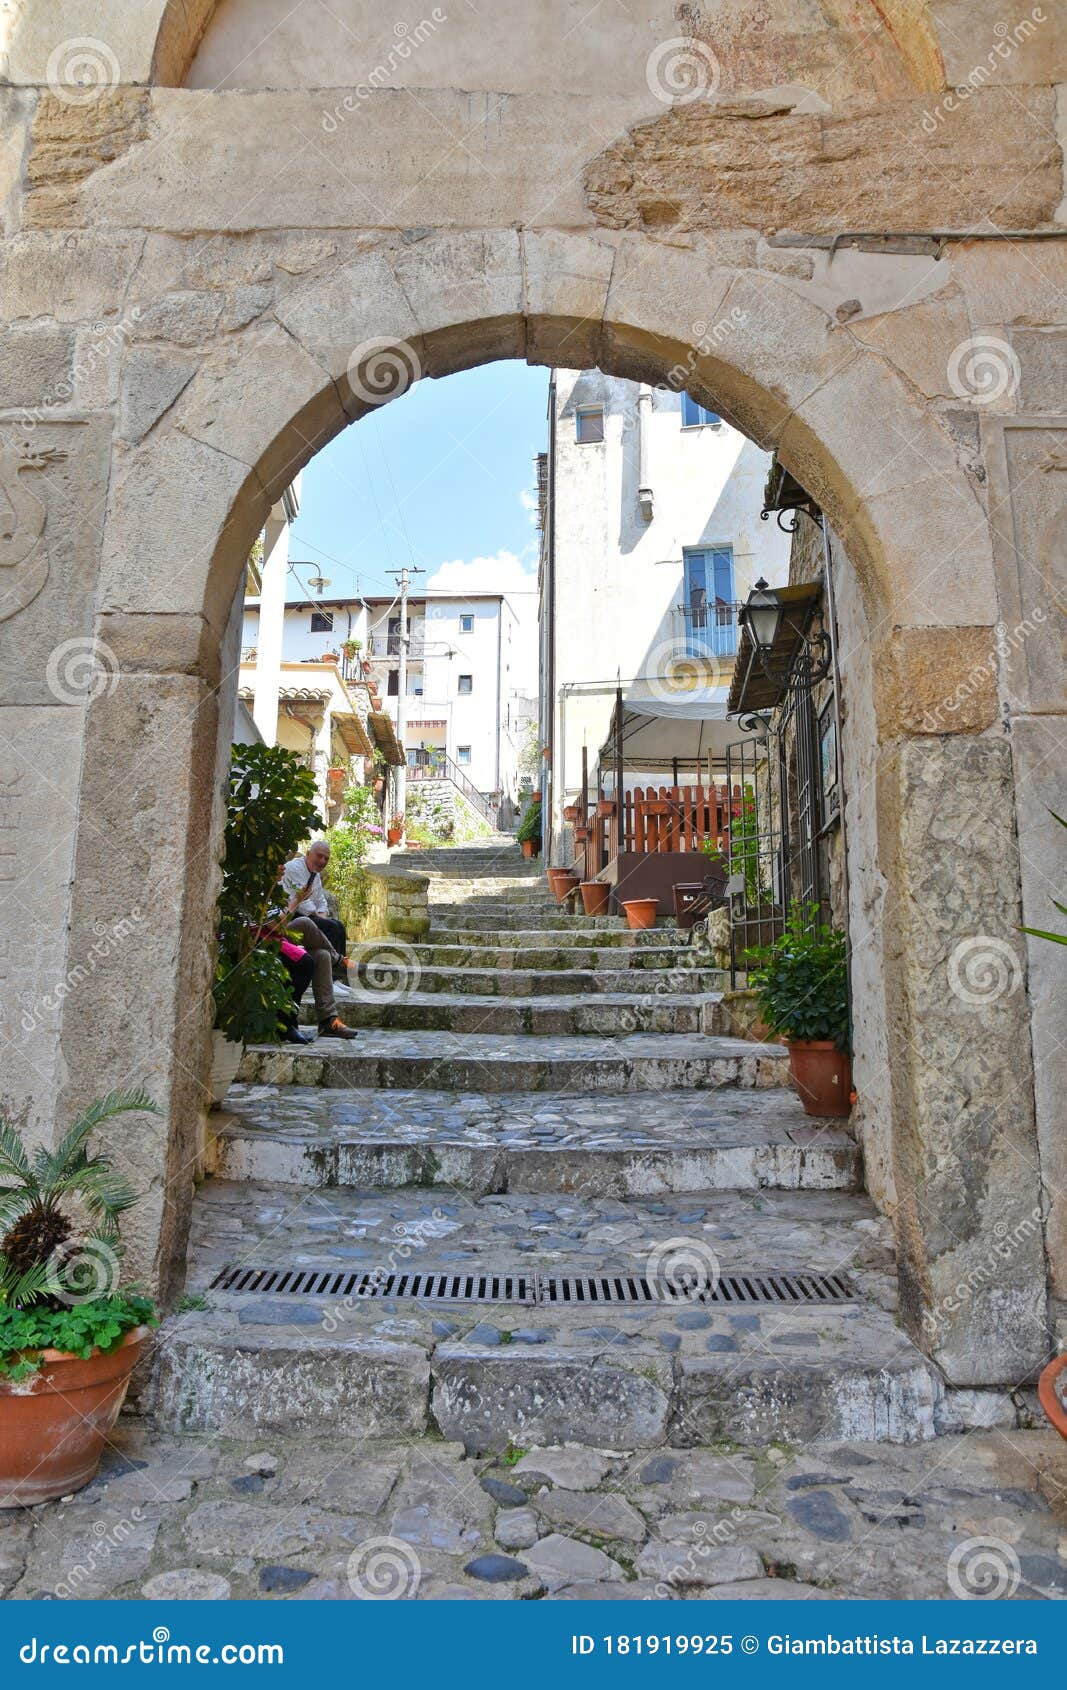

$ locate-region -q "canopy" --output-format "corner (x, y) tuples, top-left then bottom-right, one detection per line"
(597, 688), (758, 767)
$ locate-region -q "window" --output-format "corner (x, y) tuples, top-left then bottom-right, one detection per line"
(457, 674), (473, 695)
(681, 393), (720, 428)
(682, 547), (736, 658)
(310, 610), (334, 632)
(459, 613), (474, 633)
(457, 745), (472, 766)
(576, 407), (604, 443)
(387, 668), (399, 696)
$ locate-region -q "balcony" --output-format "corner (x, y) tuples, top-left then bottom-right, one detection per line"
(365, 633), (427, 659)
(672, 601), (741, 662)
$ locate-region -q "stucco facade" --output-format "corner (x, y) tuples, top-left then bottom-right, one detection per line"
(1, 0), (1064, 1385)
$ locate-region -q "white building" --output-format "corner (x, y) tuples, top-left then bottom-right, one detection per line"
(241, 586), (537, 817)
(538, 369), (791, 853)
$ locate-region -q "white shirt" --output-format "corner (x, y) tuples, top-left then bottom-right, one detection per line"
(281, 855), (328, 917)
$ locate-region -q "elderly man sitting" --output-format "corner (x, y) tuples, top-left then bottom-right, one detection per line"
(281, 840), (348, 983)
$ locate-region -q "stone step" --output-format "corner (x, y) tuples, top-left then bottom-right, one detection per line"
(429, 912), (627, 931)
(238, 1030), (789, 1092)
(348, 963), (729, 997)
(158, 1181), (939, 1449)
(300, 989), (720, 1037)
(410, 942), (695, 971)
(423, 927), (681, 950)
(212, 1084), (862, 1195)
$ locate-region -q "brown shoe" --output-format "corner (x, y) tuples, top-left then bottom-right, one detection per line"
(318, 1017), (358, 1040)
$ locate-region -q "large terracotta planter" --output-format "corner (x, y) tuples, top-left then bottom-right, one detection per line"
(520, 839), (535, 859)
(0, 1327), (149, 1507)
(623, 898), (658, 930)
(787, 1040), (852, 1118)
(208, 1029), (243, 1108)
(1038, 1353), (1067, 1443)
(550, 870), (580, 905)
(579, 880), (610, 916)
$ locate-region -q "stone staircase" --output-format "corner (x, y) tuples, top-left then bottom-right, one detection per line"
(161, 839), (949, 1453)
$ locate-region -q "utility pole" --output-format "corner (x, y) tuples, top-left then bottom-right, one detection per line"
(394, 563), (424, 823)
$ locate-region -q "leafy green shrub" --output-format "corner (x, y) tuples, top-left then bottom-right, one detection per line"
(213, 743), (322, 1043)
(517, 798), (541, 847)
(0, 1091), (160, 1379)
(324, 822), (370, 933)
(749, 904), (849, 1049)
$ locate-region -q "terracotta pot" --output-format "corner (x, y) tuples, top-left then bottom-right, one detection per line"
(787, 1040), (853, 1118)
(596, 799), (616, 818)
(0, 1327), (149, 1507)
(1038, 1353), (1067, 1443)
(531, 789), (542, 802)
(550, 871), (580, 905)
(623, 898), (658, 930)
(573, 826), (589, 844)
(520, 839), (535, 859)
(387, 826), (403, 846)
(643, 800), (671, 817)
(562, 804), (579, 823)
(580, 880), (610, 916)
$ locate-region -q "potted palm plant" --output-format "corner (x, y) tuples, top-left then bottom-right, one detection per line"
(749, 904), (851, 1117)
(0, 1092), (159, 1506)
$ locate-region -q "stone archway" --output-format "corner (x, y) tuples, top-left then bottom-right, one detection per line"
(2, 2), (1061, 1392)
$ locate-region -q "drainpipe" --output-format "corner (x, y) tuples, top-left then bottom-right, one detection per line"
(820, 515), (852, 1038)
(636, 384), (654, 522)
(545, 375), (557, 858)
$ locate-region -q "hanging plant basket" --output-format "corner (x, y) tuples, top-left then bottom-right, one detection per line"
(644, 800), (671, 817)
(562, 804), (580, 823)
(596, 799), (616, 819)
(573, 825), (589, 844)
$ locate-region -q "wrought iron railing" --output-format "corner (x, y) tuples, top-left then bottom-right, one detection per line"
(672, 601), (741, 660)
(408, 750), (492, 820)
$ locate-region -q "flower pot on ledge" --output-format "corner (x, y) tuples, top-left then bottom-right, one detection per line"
(580, 880), (610, 916)
(623, 897), (658, 930)
(786, 1040), (852, 1118)
(562, 804), (579, 823)
(596, 799), (616, 819)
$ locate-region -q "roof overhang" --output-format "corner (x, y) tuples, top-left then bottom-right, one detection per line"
(369, 711), (406, 765)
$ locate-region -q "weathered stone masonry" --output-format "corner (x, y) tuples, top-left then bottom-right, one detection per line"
(0, 0), (1063, 1381)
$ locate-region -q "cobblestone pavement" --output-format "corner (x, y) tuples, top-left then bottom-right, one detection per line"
(4, 1426), (1065, 1600)
(220, 1083), (852, 1152)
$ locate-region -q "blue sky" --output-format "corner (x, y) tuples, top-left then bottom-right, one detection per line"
(286, 360), (549, 603)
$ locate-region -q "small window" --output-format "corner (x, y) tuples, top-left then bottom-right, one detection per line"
(457, 745), (472, 766)
(457, 674), (473, 695)
(310, 610), (334, 632)
(576, 407), (604, 443)
(460, 613), (474, 633)
(387, 668), (399, 697)
(682, 393), (720, 428)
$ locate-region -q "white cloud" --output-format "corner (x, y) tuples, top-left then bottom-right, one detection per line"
(425, 549), (537, 595)
(519, 486), (539, 525)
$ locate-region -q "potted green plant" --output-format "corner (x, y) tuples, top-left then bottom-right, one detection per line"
(749, 904), (851, 1117)
(387, 813), (404, 846)
(211, 743), (323, 1102)
(0, 1091), (160, 1506)
(517, 797), (541, 859)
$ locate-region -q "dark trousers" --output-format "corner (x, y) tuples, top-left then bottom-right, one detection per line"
(310, 914), (347, 978)
(280, 950), (314, 1033)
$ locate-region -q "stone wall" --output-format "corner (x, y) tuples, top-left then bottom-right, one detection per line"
(332, 866), (430, 944)
(0, 0), (1062, 1370)
(406, 779), (493, 843)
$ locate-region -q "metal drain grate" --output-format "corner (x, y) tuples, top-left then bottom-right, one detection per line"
(208, 1265), (854, 1306)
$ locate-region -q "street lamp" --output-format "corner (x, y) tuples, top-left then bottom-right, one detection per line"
(739, 578), (782, 655)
